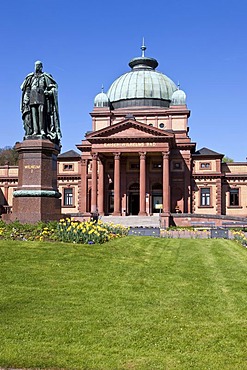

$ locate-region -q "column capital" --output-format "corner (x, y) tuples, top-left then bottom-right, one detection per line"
(91, 152), (98, 160)
(162, 151), (170, 159)
(113, 152), (121, 160)
(139, 151), (146, 159)
(81, 159), (87, 166)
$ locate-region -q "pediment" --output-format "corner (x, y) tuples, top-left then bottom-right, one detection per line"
(86, 119), (174, 142)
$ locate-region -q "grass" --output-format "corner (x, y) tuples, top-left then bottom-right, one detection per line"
(0, 237), (247, 369)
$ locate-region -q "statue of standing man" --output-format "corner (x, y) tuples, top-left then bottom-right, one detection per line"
(21, 61), (62, 146)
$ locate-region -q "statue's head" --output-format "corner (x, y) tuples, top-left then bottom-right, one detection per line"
(35, 60), (43, 73)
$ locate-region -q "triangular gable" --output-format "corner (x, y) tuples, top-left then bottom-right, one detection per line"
(86, 118), (174, 141)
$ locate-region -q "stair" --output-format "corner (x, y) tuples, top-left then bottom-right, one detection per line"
(100, 215), (160, 228)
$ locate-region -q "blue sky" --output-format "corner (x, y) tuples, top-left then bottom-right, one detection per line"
(0, 0), (246, 161)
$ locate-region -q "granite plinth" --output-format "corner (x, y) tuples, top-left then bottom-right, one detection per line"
(10, 138), (62, 223)
(12, 196), (61, 223)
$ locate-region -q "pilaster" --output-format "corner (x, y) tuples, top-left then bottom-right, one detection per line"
(139, 152), (147, 216)
(91, 152), (98, 213)
(113, 152), (121, 216)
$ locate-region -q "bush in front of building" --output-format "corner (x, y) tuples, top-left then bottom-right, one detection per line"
(0, 218), (129, 244)
(232, 230), (247, 248)
(0, 220), (57, 241)
(56, 218), (129, 244)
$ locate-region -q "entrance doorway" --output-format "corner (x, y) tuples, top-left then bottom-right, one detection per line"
(152, 183), (163, 213)
(128, 183), (140, 215)
(129, 193), (139, 215)
(107, 183), (114, 214)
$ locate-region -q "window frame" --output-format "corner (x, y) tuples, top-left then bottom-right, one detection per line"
(63, 163), (74, 171)
(200, 162), (211, 170)
(152, 162), (162, 170)
(127, 162), (140, 172)
(63, 187), (74, 207)
(229, 188), (240, 207)
(200, 187), (211, 207)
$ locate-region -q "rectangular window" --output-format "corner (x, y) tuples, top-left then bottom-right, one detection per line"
(130, 163), (140, 170)
(64, 188), (73, 206)
(152, 162), (162, 169)
(229, 188), (239, 206)
(63, 164), (73, 171)
(200, 188), (210, 206)
(200, 162), (210, 169)
(173, 162), (182, 170)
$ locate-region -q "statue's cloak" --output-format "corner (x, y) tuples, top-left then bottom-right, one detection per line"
(20, 72), (61, 143)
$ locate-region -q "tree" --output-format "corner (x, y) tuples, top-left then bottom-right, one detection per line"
(0, 146), (18, 166)
(222, 156), (234, 163)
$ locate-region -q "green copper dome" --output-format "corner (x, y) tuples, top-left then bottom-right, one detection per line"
(171, 87), (186, 105)
(94, 90), (110, 107)
(107, 44), (177, 109)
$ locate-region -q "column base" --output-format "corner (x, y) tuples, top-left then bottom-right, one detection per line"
(138, 211), (147, 216)
(112, 212), (121, 216)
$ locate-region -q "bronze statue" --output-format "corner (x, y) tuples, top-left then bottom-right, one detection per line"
(21, 61), (62, 145)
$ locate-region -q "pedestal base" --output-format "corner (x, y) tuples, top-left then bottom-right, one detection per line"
(10, 138), (62, 224)
(11, 196), (61, 223)
(159, 212), (171, 229)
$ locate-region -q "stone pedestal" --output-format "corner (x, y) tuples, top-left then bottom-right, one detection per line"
(10, 138), (62, 223)
(159, 212), (171, 229)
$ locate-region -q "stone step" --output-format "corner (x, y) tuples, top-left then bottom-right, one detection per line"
(100, 215), (160, 228)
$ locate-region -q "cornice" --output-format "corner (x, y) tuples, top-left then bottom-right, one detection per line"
(193, 173), (224, 179)
(86, 119), (175, 139)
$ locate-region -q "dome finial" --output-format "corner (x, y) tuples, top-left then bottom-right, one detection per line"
(101, 84), (104, 93)
(177, 81), (180, 90)
(141, 37), (146, 57)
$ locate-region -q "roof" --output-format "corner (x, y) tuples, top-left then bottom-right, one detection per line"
(58, 150), (81, 158)
(193, 147), (224, 157)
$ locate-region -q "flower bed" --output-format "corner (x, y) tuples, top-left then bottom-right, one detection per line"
(232, 230), (247, 248)
(0, 218), (129, 244)
(57, 218), (128, 244)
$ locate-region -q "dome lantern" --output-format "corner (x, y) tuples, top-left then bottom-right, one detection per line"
(107, 43), (177, 109)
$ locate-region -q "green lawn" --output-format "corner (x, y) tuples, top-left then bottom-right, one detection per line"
(0, 237), (247, 370)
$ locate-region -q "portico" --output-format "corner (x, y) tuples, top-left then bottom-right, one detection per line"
(77, 118), (185, 217)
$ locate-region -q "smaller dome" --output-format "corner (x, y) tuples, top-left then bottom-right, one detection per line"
(94, 90), (110, 107)
(171, 87), (186, 105)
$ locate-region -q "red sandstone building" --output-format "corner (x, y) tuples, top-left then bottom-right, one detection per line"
(1, 46), (247, 226)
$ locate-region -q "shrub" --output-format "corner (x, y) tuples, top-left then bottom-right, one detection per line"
(232, 230), (247, 248)
(56, 218), (128, 244)
(0, 219), (129, 245)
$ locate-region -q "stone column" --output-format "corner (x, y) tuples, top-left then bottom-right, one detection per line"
(91, 152), (98, 213)
(113, 152), (121, 216)
(216, 178), (222, 215)
(162, 151), (170, 213)
(139, 152), (147, 216)
(80, 159), (88, 213)
(184, 157), (191, 213)
(98, 156), (104, 215)
(4, 183), (9, 205)
(160, 151), (170, 228)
